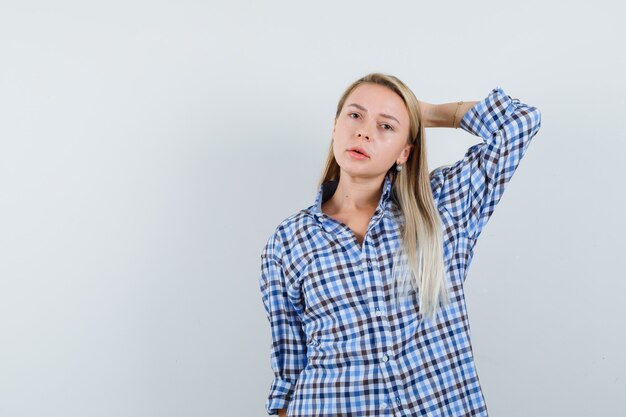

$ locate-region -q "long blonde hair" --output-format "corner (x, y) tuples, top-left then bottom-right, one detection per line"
(318, 72), (450, 321)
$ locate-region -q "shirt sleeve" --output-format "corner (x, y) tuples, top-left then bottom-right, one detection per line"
(430, 86), (542, 242)
(259, 232), (308, 415)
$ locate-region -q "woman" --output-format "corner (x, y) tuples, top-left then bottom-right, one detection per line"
(259, 73), (542, 416)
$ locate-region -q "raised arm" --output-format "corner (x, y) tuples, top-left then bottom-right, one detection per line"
(419, 99), (479, 129)
(428, 87), (542, 246)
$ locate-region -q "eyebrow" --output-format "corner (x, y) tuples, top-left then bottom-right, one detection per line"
(346, 103), (401, 126)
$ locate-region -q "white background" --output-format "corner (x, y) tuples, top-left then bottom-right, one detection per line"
(1, 1), (624, 416)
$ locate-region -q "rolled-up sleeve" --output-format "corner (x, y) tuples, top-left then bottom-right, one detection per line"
(259, 232), (307, 415)
(431, 86), (542, 242)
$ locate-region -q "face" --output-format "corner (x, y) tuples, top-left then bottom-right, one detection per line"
(332, 82), (413, 178)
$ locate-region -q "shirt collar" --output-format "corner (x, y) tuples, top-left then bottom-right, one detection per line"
(310, 171), (398, 220)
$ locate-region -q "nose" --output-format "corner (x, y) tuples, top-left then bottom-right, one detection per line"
(356, 120), (372, 140)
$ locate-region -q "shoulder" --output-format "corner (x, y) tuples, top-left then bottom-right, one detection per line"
(262, 206), (318, 258)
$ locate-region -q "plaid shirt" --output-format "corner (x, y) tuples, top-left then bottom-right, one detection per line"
(259, 87), (542, 416)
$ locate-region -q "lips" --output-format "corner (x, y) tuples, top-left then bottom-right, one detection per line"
(347, 146), (370, 157)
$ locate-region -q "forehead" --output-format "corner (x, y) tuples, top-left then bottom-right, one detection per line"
(344, 83), (408, 121)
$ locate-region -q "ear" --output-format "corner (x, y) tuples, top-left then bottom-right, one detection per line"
(398, 144), (413, 164)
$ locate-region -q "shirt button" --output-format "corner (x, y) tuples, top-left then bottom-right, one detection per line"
(395, 396), (401, 404)
(381, 354), (389, 362)
(381, 402), (389, 409)
(367, 260), (372, 269)
(375, 307), (382, 316)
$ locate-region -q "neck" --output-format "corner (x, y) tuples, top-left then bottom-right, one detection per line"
(325, 173), (385, 214)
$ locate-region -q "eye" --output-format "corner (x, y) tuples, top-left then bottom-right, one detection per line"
(381, 123), (394, 131)
(348, 112), (360, 119)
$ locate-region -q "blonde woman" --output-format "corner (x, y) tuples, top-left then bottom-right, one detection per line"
(259, 73), (542, 417)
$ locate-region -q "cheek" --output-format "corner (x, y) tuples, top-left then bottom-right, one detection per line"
(335, 121), (353, 135)
(332, 126), (349, 146)
(332, 138), (352, 161)
(331, 139), (341, 156)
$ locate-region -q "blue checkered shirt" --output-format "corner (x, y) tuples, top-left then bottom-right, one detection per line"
(259, 87), (542, 416)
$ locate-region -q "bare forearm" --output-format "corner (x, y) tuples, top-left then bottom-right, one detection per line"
(419, 100), (479, 128)
(278, 408), (286, 417)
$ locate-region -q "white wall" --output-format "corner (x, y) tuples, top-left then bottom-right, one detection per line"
(1, 1), (624, 416)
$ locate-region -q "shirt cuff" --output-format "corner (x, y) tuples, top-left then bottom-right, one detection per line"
(459, 86), (520, 140)
(265, 377), (295, 415)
